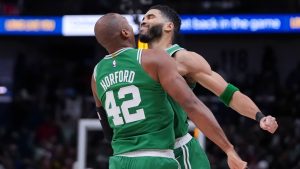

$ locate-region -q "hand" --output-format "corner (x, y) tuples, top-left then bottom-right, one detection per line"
(227, 150), (248, 169)
(260, 115), (278, 134)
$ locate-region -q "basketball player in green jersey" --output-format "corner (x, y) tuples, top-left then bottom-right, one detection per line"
(91, 13), (247, 169)
(139, 5), (279, 169)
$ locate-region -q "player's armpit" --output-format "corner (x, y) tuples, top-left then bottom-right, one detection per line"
(155, 50), (199, 110)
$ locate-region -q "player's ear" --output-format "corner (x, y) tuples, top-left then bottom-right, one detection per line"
(164, 22), (173, 33)
(121, 29), (129, 39)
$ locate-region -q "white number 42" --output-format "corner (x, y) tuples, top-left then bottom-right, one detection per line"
(105, 85), (145, 126)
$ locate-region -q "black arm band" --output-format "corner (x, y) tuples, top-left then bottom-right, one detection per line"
(255, 112), (265, 122)
(96, 107), (113, 142)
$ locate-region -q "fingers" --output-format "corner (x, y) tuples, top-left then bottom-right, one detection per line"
(265, 116), (275, 124)
(228, 161), (247, 169)
(269, 120), (278, 133)
(260, 116), (278, 133)
(227, 153), (248, 169)
(236, 162), (247, 169)
(265, 116), (278, 132)
(241, 162), (248, 169)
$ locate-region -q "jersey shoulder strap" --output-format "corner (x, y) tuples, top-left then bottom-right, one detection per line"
(165, 44), (184, 56)
(136, 49), (143, 65)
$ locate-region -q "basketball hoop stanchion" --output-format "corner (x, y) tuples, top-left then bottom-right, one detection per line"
(76, 119), (205, 169)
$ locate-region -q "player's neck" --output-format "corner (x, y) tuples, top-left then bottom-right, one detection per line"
(148, 35), (172, 50)
(107, 42), (133, 54)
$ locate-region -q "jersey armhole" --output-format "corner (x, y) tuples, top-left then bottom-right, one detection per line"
(137, 49), (142, 64)
(169, 48), (184, 56)
(93, 63), (99, 80)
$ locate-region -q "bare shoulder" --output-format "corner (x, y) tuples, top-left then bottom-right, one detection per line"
(143, 48), (169, 58)
(175, 49), (203, 62)
(141, 49), (173, 82)
(175, 49), (211, 74)
(142, 49), (171, 65)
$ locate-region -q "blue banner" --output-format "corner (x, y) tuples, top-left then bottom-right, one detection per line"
(180, 14), (300, 34)
(0, 16), (62, 35)
(0, 14), (300, 35)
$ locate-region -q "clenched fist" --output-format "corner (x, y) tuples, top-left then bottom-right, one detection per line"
(260, 115), (278, 134)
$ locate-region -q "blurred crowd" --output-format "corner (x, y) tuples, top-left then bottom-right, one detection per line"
(0, 46), (299, 169)
(2, 0), (300, 15)
(0, 0), (20, 15)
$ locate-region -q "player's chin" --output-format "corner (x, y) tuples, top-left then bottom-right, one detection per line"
(139, 30), (146, 36)
(139, 35), (150, 43)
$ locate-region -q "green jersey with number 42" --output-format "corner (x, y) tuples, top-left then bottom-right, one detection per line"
(94, 48), (175, 155)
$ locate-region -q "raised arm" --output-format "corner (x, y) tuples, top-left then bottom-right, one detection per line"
(142, 49), (247, 169)
(175, 50), (278, 134)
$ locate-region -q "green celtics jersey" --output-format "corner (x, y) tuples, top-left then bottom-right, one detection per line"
(94, 48), (175, 155)
(166, 44), (183, 57)
(165, 44), (196, 138)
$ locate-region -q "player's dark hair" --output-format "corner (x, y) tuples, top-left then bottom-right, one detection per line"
(149, 5), (181, 41)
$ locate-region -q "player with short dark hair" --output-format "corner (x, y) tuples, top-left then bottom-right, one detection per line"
(139, 5), (278, 169)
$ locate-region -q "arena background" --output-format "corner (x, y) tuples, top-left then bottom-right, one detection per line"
(0, 0), (299, 169)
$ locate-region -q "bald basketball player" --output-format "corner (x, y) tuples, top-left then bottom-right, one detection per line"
(139, 4), (278, 169)
(91, 13), (247, 169)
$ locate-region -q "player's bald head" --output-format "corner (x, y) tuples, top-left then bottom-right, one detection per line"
(94, 13), (134, 51)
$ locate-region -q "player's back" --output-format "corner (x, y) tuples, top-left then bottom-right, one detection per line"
(94, 48), (175, 155)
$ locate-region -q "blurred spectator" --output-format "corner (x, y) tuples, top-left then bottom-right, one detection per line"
(0, 0), (2, 14)
(285, 61), (300, 117)
(252, 46), (279, 115)
(0, 0), (20, 15)
(61, 87), (82, 121)
(36, 115), (59, 144)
